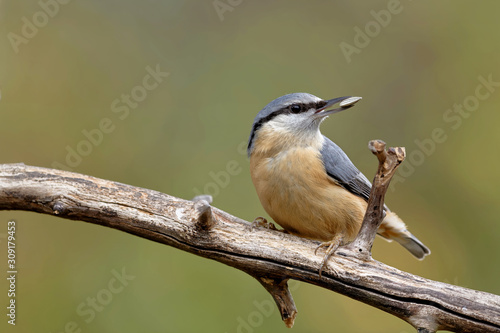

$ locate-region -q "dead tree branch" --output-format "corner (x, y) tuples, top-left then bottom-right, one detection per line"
(0, 141), (499, 332)
(347, 140), (406, 259)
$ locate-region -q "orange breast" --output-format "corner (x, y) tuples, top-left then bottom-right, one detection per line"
(250, 147), (367, 242)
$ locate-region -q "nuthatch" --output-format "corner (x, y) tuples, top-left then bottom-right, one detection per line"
(247, 93), (430, 271)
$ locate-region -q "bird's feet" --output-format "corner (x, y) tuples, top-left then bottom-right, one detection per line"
(251, 217), (277, 231)
(314, 234), (344, 277)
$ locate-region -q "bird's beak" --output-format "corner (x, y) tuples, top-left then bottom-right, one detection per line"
(314, 96), (362, 118)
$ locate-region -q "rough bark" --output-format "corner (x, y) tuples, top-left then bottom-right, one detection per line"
(0, 142), (498, 332)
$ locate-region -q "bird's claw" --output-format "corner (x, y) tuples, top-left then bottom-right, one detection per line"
(315, 235), (343, 277)
(251, 217), (277, 231)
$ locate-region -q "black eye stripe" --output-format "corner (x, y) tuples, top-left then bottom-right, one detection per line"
(288, 101), (326, 114)
(316, 100), (327, 109)
(247, 100), (327, 152)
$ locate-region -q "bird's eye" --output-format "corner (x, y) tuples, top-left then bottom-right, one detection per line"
(290, 104), (302, 114)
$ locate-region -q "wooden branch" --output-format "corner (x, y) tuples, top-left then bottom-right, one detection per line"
(0, 159), (499, 332)
(253, 276), (297, 328)
(347, 140), (406, 259)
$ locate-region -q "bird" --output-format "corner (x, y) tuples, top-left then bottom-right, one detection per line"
(247, 92), (430, 274)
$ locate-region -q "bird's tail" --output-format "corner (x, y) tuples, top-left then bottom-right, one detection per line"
(377, 212), (431, 259)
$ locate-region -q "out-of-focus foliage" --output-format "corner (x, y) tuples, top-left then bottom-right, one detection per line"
(1, 1), (499, 332)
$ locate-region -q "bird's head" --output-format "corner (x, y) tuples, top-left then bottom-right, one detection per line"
(247, 93), (362, 156)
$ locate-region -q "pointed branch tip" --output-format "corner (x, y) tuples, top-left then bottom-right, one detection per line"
(254, 276), (297, 328)
(192, 197), (215, 230)
(368, 140), (388, 164)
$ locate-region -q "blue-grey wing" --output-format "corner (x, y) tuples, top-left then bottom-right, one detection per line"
(320, 136), (373, 202)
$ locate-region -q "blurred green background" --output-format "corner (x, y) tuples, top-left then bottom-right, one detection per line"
(1, 1), (499, 332)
